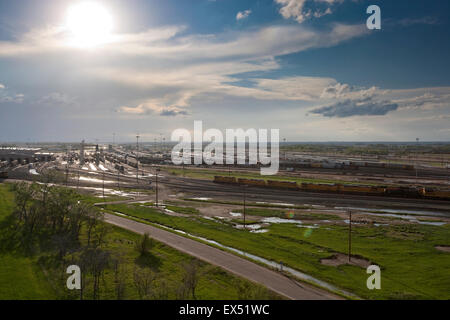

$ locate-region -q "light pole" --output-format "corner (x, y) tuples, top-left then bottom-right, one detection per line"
(155, 168), (161, 206)
(416, 138), (419, 184)
(102, 170), (105, 200)
(348, 210), (352, 262)
(243, 185), (247, 230)
(136, 134), (140, 185)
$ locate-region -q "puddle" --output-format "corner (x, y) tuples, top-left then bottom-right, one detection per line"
(250, 229), (268, 233)
(335, 206), (448, 218)
(235, 224), (262, 230)
(374, 223), (389, 227)
(256, 202), (294, 207)
(362, 213), (446, 226)
(262, 217), (302, 224)
(297, 225), (319, 229)
(230, 212), (242, 217)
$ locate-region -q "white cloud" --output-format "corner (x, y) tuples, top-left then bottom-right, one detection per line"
(38, 92), (77, 106)
(275, 0), (344, 23)
(0, 83), (24, 103)
(236, 10), (252, 21)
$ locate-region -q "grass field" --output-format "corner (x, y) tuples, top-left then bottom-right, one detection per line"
(104, 202), (450, 300)
(0, 184), (56, 299)
(0, 183), (280, 300)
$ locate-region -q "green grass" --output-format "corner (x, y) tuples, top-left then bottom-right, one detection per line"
(184, 198), (312, 210)
(0, 183), (57, 299)
(233, 207), (342, 221)
(106, 203), (450, 300)
(0, 183), (280, 300)
(165, 205), (200, 215)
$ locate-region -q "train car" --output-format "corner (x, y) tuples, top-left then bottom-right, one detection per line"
(237, 178), (266, 187)
(114, 164), (125, 173)
(0, 171), (8, 179)
(214, 176), (237, 184)
(423, 188), (450, 200)
(341, 185), (383, 195)
(368, 186), (387, 196)
(385, 186), (423, 198)
(127, 158), (138, 168)
(301, 183), (340, 193)
(267, 180), (299, 190)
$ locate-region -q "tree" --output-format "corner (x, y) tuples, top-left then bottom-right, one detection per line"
(112, 254), (127, 300)
(79, 248), (111, 300)
(179, 260), (199, 300)
(135, 232), (155, 257)
(133, 265), (155, 299)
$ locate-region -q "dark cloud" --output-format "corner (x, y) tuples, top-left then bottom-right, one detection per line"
(310, 97), (398, 118)
(159, 109), (189, 117)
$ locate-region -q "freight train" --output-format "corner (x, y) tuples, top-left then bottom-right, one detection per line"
(213, 176), (450, 200)
(281, 160), (414, 171)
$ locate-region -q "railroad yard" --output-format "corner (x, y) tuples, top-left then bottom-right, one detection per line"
(1, 142), (449, 299)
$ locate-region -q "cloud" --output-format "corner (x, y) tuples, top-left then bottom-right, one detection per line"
(236, 10), (252, 21)
(394, 92), (450, 110)
(275, 0), (344, 23)
(310, 97), (399, 117)
(0, 83), (24, 103)
(0, 18), (367, 117)
(118, 99), (189, 117)
(38, 92), (77, 106)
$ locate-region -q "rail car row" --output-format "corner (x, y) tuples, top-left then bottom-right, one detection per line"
(213, 176), (450, 201)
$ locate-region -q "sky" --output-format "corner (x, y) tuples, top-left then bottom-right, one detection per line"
(0, 0), (449, 143)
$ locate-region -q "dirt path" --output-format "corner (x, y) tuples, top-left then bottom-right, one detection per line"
(103, 213), (343, 300)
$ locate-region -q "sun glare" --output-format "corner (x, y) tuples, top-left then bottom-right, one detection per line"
(65, 2), (114, 48)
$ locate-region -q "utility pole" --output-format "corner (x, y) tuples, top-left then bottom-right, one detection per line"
(416, 138), (419, 184)
(136, 133), (140, 185)
(243, 185), (247, 230)
(117, 169), (120, 190)
(77, 167), (80, 191)
(102, 171), (105, 200)
(65, 162), (69, 186)
(155, 168), (160, 206)
(348, 210), (352, 262)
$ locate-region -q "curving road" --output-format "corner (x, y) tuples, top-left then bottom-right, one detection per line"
(104, 213), (342, 300)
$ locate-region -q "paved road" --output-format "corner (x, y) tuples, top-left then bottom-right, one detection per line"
(104, 213), (342, 300)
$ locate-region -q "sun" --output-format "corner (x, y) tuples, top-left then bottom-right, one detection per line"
(65, 2), (114, 48)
